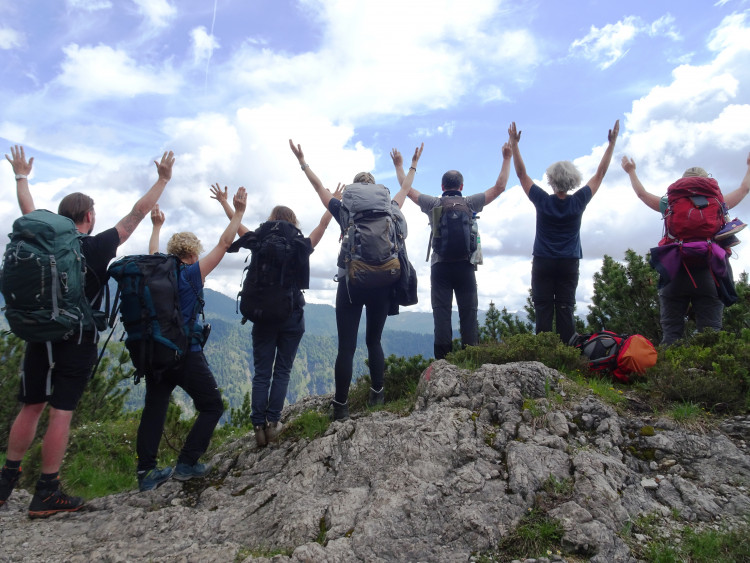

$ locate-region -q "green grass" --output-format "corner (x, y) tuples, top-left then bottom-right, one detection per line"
(284, 410), (331, 441)
(669, 401), (703, 423)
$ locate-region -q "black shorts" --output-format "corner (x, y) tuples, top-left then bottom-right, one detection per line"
(20, 339), (98, 411)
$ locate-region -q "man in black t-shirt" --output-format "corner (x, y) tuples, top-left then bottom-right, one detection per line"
(1, 145), (174, 518)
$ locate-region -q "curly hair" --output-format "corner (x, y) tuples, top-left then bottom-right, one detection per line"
(546, 161), (582, 193)
(353, 172), (376, 184)
(268, 205), (299, 226)
(167, 232), (204, 260)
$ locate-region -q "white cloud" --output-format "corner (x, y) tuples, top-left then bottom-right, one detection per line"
(570, 14), (680, 69)
(132, 0), (175, 28)
(56, 44), (181, 98)
(220, 0), (539, 122)
(190, 26), (219, 66)
(0, 27), (22, 49)
(66, 0), (112, 11)
(414, 122), (456, 139)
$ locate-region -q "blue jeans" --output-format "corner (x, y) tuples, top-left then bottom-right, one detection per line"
(431, 261), (478, 360)
(251, 308), (305, 425)
(136, 351), (224, 471)
(531, 257), (579, 345)
(659, 265), (722, 345)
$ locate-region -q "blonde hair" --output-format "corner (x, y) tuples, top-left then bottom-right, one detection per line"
(167, 232), (204, 260)
(546, 161), (583, 193)
(353, 172), (376, 184)
(682, 167), (709, 178)
(268, 205), (299, 226)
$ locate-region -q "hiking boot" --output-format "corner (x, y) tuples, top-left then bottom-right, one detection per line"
(138, 466), (174, 492)
(716, 218), (746, 240)
(718, 234), (741, 248)
(368, 387), (385, 407)
(266, 421), (284, 442)
(254, 424), (268, 448)
(332, 400), (349, 421)
(173, 462), (209, 481)
(28, 488), (84, 519)
(0, 465), (22, 507)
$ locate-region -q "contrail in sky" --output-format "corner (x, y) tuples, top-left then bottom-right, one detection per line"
(205, 0), (218, 92)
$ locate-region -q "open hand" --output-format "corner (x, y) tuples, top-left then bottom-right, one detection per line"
(155, 151), (175, 182)
(411, 142), (424, 166)
(390, 148), (403, 168)
(289, 139), (304, 162)
(233, 187), (247, 213)
(508, 123), (521, 144)
(5, 145), (34, 176)
(621, 156), (636, 174)
(210, 183), (228, 204)
(501, 141), (512, 159)
(608, 120), (620, 144)
(332, 182), (345, 201)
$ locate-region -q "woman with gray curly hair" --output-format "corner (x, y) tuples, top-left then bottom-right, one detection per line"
(508, 120), (619, 344)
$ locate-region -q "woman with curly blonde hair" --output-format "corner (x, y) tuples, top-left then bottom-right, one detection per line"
(136, 187), (246, 491)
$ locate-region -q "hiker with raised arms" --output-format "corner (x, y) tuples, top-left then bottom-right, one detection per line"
(289, 139), (421, 420)
(210, 183), (342, 448)
(1, 145), (174, 517)
(622, 153), (750, 345)
(508, 120), (619, 345)
(135, 187), (247, 490)
(392, 140), (512, 360)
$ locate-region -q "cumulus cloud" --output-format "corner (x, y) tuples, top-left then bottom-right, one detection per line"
(132, 0), (175, 28)
(191, 26), (219, 66)
(56, 44), (181, 98)
(0, 27), (22, 49)
(570, 14), (681, 69)
(414, 122), (456, 138)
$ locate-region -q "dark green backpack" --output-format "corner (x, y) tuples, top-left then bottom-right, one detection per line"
(1, 209), (95, 342)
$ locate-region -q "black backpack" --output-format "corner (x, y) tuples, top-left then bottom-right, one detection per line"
(233, 221), (311, 324)
(428, 195), (477, 261)
(108, 254), (205, 384)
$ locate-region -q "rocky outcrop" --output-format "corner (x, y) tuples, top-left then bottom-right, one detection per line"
(1, 360), (748, 562)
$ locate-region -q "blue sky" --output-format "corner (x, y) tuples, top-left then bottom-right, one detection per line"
(2, 0), (750, 319)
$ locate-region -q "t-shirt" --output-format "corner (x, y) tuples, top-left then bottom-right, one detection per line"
(177, 261), (205, 352)
(81, 227), (120, 308)
(528, 184), (592, 259)
(417, 191), (485, 265)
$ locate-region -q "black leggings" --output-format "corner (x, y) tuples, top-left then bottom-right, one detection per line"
(334, 282), (392, 403)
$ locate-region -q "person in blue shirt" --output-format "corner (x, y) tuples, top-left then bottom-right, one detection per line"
(136, 187), (246, 491)
(508, 120), (619, 344)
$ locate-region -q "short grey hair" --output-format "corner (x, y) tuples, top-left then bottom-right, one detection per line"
(546, 161), (582, 193)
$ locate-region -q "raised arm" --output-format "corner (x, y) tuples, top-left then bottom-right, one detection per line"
(199, 187), (247, 279)
(586, 120), (619, 196)
(6, 145), (36, 214)
(114, 151), (175, 245)
(148, 204), (165, 254)
(391, 147), (422, 204)
(621, 156), (661, 212)
(309, 183), (343, 248)
(723, 152), (750, 209)
(210, 182), (249, 236)
(508, 123), (534, 195)
(289, 139), (333, 210)
(393, 144), (423, 208)
(483, 141), (512, 205)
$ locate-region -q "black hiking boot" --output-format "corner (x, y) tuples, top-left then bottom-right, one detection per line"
(28, 486), (84, 519)
(332, 400), (350, 421)
(368, 387), (385, 407)
(0, 465), (22, 507)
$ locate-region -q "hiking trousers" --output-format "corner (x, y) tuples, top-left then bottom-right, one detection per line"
(659, 265), (723, 345)
(251, 307), (305, 426)
(136, 351), (224, 471)
(334, 282), (391, 403)
(531, 257), (579, 345)
(431, 260), (478, 360)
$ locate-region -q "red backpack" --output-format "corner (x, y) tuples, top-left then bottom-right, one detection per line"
(663, 177), (726, 243)
(572, 331), (658, 383)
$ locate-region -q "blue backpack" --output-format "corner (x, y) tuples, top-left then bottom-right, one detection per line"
(108, 254), (204, 384)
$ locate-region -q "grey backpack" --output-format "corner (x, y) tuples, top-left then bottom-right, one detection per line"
(337, 183), (402, 288)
